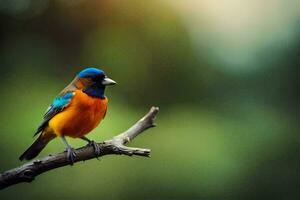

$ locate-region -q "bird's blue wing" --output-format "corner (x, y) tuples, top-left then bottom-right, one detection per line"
(34, 91), (75, 136)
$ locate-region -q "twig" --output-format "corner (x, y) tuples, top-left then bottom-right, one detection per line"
(0, 106), (159, 190)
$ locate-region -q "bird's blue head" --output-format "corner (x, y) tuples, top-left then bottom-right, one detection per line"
(76, 67), (116, 99)
(77, 68), (105, 78)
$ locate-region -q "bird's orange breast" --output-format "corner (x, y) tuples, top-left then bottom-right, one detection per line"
(48, 90), (108, 138)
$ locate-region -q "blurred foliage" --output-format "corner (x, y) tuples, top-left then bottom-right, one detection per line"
(0, 0), (299, 199)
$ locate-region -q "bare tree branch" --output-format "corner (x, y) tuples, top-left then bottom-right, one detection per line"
(0, 106), (159, 190)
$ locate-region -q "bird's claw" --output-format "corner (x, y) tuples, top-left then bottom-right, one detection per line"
(88, 141), (101, 158)
(66, 147), (77, 165)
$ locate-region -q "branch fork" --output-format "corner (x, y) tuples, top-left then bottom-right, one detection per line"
(0, 106), (159, 190)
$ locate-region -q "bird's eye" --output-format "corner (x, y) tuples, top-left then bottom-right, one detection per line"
(91, 74), (105, 81)
(100, 74), (106, 79)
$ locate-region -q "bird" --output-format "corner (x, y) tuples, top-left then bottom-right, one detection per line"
(19, 67), (116, 164)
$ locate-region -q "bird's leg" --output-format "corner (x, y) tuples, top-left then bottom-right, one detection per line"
(61, 136), (76, 165)
(80, 136), (101, 157)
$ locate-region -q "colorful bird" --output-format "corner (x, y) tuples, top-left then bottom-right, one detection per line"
(19, 67), (116, 164)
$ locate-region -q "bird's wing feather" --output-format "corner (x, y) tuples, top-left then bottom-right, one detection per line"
(34, 91), (75, 136)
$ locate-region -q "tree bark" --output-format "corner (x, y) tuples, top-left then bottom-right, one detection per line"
(0, 106), (159, 190)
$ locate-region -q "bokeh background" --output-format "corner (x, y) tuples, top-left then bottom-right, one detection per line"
(0, 0), (299, 199)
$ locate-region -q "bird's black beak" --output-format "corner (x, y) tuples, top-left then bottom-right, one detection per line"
(102, 77), (117, 86)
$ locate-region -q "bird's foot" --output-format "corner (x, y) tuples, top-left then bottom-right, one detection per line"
(66, 146), (77, 165)
(87, 141), (101, 158)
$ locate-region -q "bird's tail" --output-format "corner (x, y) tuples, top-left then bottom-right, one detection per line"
(19, 132), (56, 161)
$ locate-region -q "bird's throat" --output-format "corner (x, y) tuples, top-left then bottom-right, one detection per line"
(83, 85), (106, 99)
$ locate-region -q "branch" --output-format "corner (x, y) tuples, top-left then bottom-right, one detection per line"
(0, 106), (159, 190)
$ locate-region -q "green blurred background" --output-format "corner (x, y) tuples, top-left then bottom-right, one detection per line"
(0, 0), (299, 199)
